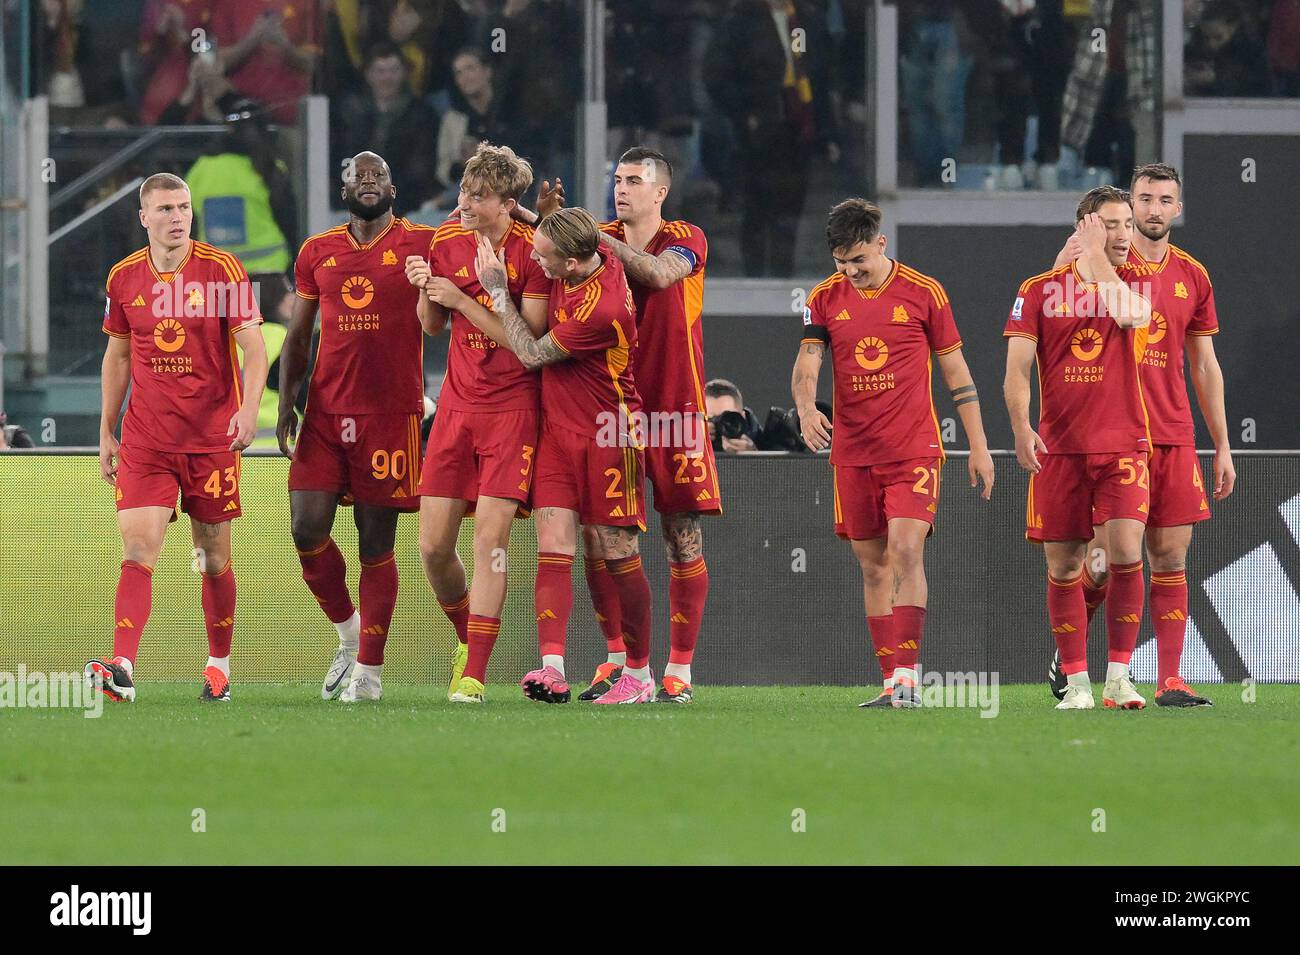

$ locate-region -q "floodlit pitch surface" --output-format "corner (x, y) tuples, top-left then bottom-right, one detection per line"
(2, 684), (1297, 864)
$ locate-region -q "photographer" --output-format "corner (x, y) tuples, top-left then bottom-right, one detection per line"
(705, 379), (761, 453)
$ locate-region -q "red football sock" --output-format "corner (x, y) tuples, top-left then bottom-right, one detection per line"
(891, 605), (927, 672)
(201, 560), (236, 658)
(112, 560), (153, 664)
(536, 552), (575, 658)
(607, 554), (653, 670)
(438, 592), (470, 646)
(667, 557), (708, 665)
(584, 559), (626, 654)
(297, 538), (356, 624)
(1048, 573), (1089, 674)
(1106, 560), (1145, 666)
(1150, 570), (1188, 684)
(867, 613), (895, 681)
(357, 552), (398, 666)
(464, 614), (500, 683)
(1082, 569), (1109, 627)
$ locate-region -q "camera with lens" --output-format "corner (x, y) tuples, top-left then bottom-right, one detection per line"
(756, 401), (832, 452)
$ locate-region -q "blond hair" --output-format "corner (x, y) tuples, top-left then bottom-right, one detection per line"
(139, 173), (189, 207)
(462, 142), (533, 201)
(538, 207), (600, 260)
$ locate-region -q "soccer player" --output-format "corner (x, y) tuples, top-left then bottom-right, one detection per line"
(791, 199), (994, 709)
(87, 173), (268, 703)
(402, 142), (550, 704)
(1044, 164), (1234, 707)
(425, 207), (656, 705)
(1004, 186), (1154, 710)
(573, 147), (719, 704)
(278, 152), (434, 703)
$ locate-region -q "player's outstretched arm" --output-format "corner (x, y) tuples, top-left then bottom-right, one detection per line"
(791, 340), (832, 451)
(231, 323), (268, 452)
(597, 233), (693, 290)
(277, 294), (317, 457)
(1187, 334), (1236, 500)
(1004, 336), (1046, 474)
(1053, 232), (1082, 269)
(936, 347), (994, 499)
(99, 334), (131, 483)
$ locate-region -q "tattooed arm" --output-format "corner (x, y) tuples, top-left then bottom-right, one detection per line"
(424, 234), (567, 371)
(597, 233), (694, 290)
(792, 339), (832, 451)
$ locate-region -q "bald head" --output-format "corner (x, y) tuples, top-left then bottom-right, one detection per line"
(341, 152), (395, 221)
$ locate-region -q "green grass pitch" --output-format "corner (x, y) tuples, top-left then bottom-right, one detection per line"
(3, 684), (1298, 865)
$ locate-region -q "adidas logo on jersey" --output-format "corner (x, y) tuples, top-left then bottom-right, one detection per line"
(1114, 613), (1141, 624)
(696, 489), (712, 501)
(1138, 501), (1148, 513)
(382, 250), (398, 265)
(537, 608), (557, 621)
(222, 501), (237, 512)
(392, 488), (407, 498)
(115, 617), (135, 630)
(130, 294), (147, 307)
(322, 256), (337, 268)
(1160, 609), (1186, 621)
(834, 309), (852, 321)
(455, 266), (469, 278)
(1052, 622), (1077, 634)
(609, 505), (625, 517)
(671, 612), (689, 624)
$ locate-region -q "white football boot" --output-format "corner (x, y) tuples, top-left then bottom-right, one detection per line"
(1103, 672), (1146, 710)
(321, 645), (356, 700)
(1056, 684), (1095, 710)
(339, 670), (382, 702)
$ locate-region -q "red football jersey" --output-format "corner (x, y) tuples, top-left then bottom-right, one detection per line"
(598, 219), (708, 414)
(103, 240), (263, 453)
(542, 250), (642, 438)
(802, 262), (962, 466)
(294, 216), (433, 415)
(1004, 261), (1152, 454)
(428, 215), (550, 413)
(1123, 244), (1218, 447)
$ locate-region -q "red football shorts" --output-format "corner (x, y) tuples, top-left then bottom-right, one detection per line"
(832, 457), (941, 541)
(644, 435), (722, 516)
(1029, 451), (1150, 542)
(1091, 444), (1209, 528)
(417, 406), (538, 511)
(532, 419), (646, 530)
(288, 411), (422, 511)
(114, 443), (242, 524)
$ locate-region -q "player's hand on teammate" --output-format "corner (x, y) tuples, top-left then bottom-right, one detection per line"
(1054, 232), (1083, 268)
(276, 407), (298, 459)
(536, 178), (565, 220)
(404, 255), (431, 289)
(798, 405), (832, 452)
(969, 448), (995, 500)
(228, 406), (257, 452)
(1214, 447), (1237, 500)
(1076, 212), (1107, 253)
(99, 431), (120, 484)
(425, 276), (468, 311)
(1014, 427), (1047, 473)
(473, 233), (508, 292)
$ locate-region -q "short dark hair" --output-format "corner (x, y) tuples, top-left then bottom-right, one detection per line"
(1130, 162), (1182, 195)
(452, 46), (490, 69)
(705, 378), (743, 404)
(1075, 185), (1132, 221)
(617, 147), (673, 187)
(825, 198), (883, 255)
(364, 41), (408, 71)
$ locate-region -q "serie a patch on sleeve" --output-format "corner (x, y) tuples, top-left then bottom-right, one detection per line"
(1010, 297), (1024, 320)
(802, 306), (813, 326)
